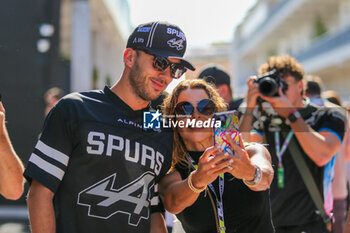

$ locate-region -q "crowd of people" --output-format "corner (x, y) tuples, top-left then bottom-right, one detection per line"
(0, 21), (349, 233)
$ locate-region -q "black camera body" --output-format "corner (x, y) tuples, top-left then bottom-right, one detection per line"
(255, 69), (288, 97)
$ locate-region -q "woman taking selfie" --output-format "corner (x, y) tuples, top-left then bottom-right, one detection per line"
(159, 79), (274, 233)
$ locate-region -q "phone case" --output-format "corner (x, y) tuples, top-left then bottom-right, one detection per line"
(213, 110), (240, 155)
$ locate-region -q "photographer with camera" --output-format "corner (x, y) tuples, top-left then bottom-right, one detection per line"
(240, 55), (346, 233)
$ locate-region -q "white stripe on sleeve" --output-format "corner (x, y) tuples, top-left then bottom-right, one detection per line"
(29, 153), (65, 181)
(151, 195), (160, 206)
(35, 140), (69, 166)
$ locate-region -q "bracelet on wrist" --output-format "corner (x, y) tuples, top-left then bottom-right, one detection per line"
(188, 171), (207, 193)
(243, 165), (262, 188)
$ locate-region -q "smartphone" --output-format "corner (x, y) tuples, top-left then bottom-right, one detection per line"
(213, 110), (240, 155)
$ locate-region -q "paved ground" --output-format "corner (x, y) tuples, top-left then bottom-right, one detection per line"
(0, 219), (30, 233)
(0, 205), (30, 233)
(0, 207), (180, 233)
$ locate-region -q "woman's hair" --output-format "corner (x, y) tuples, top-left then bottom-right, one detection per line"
(162, 79), (227, 169)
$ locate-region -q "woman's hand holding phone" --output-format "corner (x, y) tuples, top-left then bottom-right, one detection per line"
(224, 133), (256, 181)
(192, 147), (234, 189)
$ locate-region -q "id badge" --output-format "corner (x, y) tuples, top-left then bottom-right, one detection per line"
(278, 165), (284, 188)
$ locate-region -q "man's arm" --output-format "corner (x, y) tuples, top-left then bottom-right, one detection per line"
(240, 112), (257, 142)
(0, 101), (24, 200)
(240, 113), (264, 143)
(150, 212), (168, 233)
(261, 89), (343, 166)
(344, 120), (350, 160)
(344, 204), (350, 233)
(27, 180), (56, 233)
(240, 77), (260, 142)
(289, 118), (341, 166)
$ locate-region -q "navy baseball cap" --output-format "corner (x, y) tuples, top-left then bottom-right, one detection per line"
(127, 21), (195, 71)
(198, 65), (231, 86)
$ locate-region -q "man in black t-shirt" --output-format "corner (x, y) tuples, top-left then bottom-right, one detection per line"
(24, 21), (195, 233)
(240, 55), (346, 233)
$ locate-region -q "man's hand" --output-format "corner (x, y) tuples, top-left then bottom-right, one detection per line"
(0, 101), (6, 131)
(260, 87), (295, 118)
(240, 76), (262, 142)
(0, 101), (24, 199)
(246, 77), (260, 111)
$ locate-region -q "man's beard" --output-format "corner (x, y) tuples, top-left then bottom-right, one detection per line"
(129, 61), (163, 101)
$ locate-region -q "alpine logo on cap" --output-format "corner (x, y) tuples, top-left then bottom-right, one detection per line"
(133, 37), (145, 44)
(137, 27), (151, 32)
(167, 38), (184, 51)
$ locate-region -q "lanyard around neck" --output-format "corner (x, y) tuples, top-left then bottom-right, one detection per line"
(275, 130), (294, 188)
(186, 153), (226, 233)
(275, 130), (294, 165)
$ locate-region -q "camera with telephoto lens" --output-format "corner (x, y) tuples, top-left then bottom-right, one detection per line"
(255, 69), (288, 97)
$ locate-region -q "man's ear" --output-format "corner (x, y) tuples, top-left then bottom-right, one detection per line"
(298, 79), (304, 95)
(124, 48), (137, 68)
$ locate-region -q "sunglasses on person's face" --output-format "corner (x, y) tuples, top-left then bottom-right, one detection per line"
(138, 49), (187, 79)
(175, 99), (216, 116)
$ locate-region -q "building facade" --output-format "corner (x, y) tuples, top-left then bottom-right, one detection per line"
(232, 0), (350, 100)
(61, 0), (132, 92)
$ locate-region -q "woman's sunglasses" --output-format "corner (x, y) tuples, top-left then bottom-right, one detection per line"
(175, 99), (216, 116)
(137, 49), (187, 79)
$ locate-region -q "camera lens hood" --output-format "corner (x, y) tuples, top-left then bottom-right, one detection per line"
(258, 77), (279, 97)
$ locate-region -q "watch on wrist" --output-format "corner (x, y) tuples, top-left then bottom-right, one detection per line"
(243, 165), (262, 187)
(287, 110), (301, 123)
